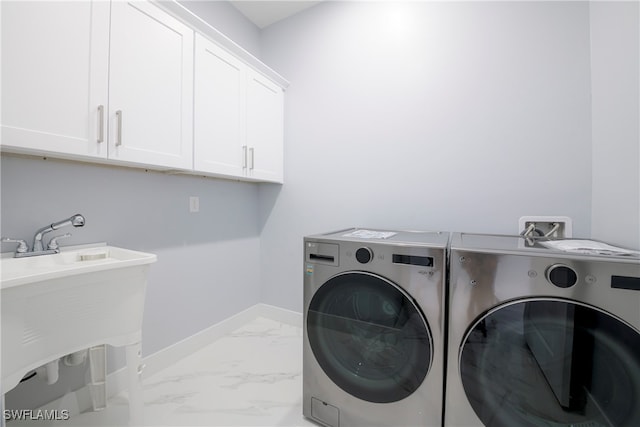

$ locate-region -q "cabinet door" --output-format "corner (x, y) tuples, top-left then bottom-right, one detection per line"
(108, 1), (193, 169)
(246, 70), (284, 183)
(0, 1), (110, 158)
(193, 34), (246, 177)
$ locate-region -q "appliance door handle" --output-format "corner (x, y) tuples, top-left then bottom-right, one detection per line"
(249, 147), (255, 170)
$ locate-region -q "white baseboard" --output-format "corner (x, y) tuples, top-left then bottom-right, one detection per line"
(255, 303), (303, 328)
(36, 303), (302, 417)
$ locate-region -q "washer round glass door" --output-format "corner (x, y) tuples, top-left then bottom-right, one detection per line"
(307, 271), (432, 403)
(460, 298), (640, 427)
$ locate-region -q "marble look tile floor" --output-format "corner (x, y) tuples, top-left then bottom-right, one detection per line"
(11, 317), (316, 427)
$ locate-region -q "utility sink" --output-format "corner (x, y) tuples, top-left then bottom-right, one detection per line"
(1, 244), (156, 425)
(1, 245), (156, 289)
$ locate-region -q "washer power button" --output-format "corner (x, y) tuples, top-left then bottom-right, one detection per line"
(355, 247), (373, 264)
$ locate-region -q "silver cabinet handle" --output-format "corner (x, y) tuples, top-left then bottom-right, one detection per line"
(115, 110), (123, 147)
(97, 105), (104, 143)
(242, 145), (248, 169)
(249, 147), (255, 170)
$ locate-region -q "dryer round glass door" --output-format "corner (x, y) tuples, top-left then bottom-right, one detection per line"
(307, 271), (432, 403)
(459, 298), (640, 427)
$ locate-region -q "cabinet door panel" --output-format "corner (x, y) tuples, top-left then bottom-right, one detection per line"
(1, 1), (109, 158)
(246, 70), (284, 183)
(194, 35), (246, 177)
(108, 1), (193, 169)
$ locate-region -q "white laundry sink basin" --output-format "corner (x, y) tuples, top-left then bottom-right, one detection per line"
(1, 245), (156, 289)
(1, 244), (157, 402)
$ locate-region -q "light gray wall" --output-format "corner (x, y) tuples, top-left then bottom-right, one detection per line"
(590, 1), (640, 250)
(258, 1), (594, 311)
(178, 0), (262, 58)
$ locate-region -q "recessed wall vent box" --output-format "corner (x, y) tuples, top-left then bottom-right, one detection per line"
(519, 216), (573, 239)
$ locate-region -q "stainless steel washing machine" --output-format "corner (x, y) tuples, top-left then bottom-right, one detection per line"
(445, 232), (640, 427)
(303, 228), (449, 427)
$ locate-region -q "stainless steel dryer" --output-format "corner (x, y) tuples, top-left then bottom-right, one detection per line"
(445, 233), (640, 427)
(303, 228), (449, 427)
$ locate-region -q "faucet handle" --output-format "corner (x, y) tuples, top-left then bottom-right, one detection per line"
(47, 233), (72, 251)
(2, 237), (29, 253)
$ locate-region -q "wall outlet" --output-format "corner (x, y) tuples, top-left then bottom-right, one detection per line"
(519, 216), (572, 238)
(189, 196), (200, 213)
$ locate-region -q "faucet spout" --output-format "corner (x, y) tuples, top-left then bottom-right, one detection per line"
(32, 214), (85, 252)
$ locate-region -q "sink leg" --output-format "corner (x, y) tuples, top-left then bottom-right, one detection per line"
(125, 342), (144, 426)
(88, 345), (107, 411)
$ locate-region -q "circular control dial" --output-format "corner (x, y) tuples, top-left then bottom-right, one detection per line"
(546, 264), (578, 288)
(355, 247), (373, 264)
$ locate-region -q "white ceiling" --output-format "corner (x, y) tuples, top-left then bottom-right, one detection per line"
(229, 1), (322, 29)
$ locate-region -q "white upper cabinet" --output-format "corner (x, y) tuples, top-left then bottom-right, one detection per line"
(1, 0), (285, 182)
(246, 69), (284, 183)
(194, 34), (246, 177)
(108, 1), (193, 169)
(1, 1), (110, 158)
(194, 35), (284, 183)
(1, 1), (193, 169)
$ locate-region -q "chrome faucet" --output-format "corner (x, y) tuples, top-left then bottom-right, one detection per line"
(1, 214), (86, 258)
(32, 214), (85, 252)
